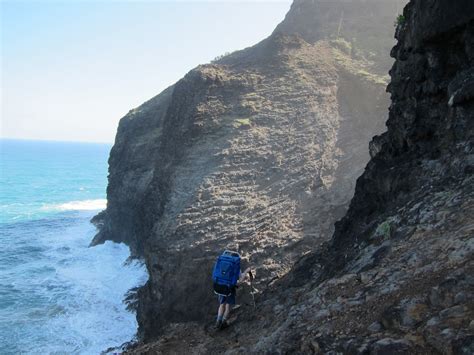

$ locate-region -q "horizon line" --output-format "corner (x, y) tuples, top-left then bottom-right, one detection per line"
(0, 137), (113, 145)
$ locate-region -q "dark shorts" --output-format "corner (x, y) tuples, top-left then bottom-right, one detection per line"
(218, 290), (236, 305)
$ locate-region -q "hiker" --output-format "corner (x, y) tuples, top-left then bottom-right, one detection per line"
(212, 250), (253, 329)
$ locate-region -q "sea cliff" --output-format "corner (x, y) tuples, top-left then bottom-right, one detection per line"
(95, 0), (473, 353)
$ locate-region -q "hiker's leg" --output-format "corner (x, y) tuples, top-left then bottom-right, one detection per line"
(223, 303), (231, 319)
(223, 290), (236, 322)
(216, 296), (226, 327)
(217, 303), (225, 318)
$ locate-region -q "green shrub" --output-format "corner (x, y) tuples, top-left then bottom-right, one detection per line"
(394, 14), (405, 27)
(330, 38), (352, 55)
(212, 50), (236, 63)
(374, 221), (391, 239)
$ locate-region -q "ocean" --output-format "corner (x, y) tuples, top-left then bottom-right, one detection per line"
(0, 139), (148, 354)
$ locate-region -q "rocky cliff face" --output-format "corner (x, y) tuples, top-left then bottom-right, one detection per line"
(122, 0), (474, 354)
(275, 0), (402, 75)
(93, 0), (415, 347)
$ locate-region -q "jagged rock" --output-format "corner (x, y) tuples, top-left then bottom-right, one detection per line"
(448, 68), (474, 107)
(369, 134), (387, 159)
(452, 336), (474, 355)
(367, 321), (383, 333)
(300, 338), (320, 354)
(369, 338), (412, 355)
(439, 305), (468, 321)
(400, 300), (429, 328)
(381, 298), (429, 331)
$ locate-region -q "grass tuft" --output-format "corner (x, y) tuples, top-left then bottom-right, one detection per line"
(374, 220), (391, 239)
(233, 118), (251, 128)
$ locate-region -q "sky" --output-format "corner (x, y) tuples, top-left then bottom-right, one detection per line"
(1, 0), (292, 143)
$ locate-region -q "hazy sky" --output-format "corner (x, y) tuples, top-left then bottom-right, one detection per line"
(1, 0), (292, 143)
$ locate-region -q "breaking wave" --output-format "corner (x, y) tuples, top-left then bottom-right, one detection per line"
(42, 199), (107, 212)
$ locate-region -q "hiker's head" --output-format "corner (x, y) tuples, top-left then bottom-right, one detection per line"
(227, 241), (241, 253)
(223, 249), (240, 258)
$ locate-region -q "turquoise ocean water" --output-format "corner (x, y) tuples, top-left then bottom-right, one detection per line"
(0, 139), (147, 354)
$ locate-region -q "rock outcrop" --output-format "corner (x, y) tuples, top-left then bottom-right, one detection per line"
(120, 0), (473, 354)
(93, 0), (406, 344)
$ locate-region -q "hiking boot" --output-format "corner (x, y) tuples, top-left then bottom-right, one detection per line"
(219, 320), (228, 330)
(215, 319), (222, 329)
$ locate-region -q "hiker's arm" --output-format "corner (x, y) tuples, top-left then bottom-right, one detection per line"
(239, 267), (252, 282)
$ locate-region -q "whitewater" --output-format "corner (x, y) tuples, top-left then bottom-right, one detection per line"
(0, 139), (148, 354)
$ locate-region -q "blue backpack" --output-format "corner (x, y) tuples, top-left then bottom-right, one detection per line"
(212, 250), (241, 296)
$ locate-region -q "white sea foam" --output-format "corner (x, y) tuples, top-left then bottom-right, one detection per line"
(1, 139), (126, 354)
(0, 211), (148, 354)
(42, 199), (107, 212)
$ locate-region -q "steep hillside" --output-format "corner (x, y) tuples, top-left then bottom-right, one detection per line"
(92, 0), (405, 345)
(274, 0), (403, 74)
(126, 0), (474, 354)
